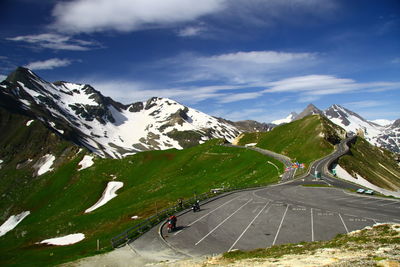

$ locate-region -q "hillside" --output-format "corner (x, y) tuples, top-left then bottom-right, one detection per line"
(237, 115), (346, 167)
(337, 137), (400, 192)
(0, 106), (82, 214)
(0, 138), (283, 266)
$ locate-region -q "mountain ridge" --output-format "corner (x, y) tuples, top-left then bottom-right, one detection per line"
(0, 67), (241, 158)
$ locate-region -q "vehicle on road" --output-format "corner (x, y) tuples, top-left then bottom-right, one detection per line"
(356, 188), (365, 194)
(365, 190), (374, 195)
(167, 215), (177, 233)
(192, 200), (200, 212)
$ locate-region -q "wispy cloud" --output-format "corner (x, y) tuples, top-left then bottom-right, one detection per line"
(343, 100), (386, 109)
(177, 26), (206, 37)
(263, 75), (400, 95)
(6, 33), (100, 51)
(218, 92), (263, 103)
(170, 50), (318, 84)
(392, 57), (400, 64)
(49, 0), (337, 34)
(0, 74), (6, 82)
(25, 58), (73, 70)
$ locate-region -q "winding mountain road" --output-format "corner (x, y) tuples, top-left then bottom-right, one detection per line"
(129, 136), (400, 261)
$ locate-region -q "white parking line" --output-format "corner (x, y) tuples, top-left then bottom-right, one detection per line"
(174, 195), (241, 236)
(338, 213), (349, 233)
(272, 204), (289, 246)
(378, 202), (398, 207)
(195, 199), (253, 246)
(331, 197), (356, 202)
(228, 201), (271, 252)
(311, 208), (314, 242)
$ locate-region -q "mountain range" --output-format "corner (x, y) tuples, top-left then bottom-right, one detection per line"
(273, 104), (400, 153)
(1, 67), (399, 157)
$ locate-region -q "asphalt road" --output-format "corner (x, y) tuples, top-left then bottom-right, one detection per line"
(161, 184), (400, 256)
(131, 137), (399, 259)
(159, 137), (400, 256)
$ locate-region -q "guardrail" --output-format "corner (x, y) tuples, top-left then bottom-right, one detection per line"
(110, 189), (231, 248)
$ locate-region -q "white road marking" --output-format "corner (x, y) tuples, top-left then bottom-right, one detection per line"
(272, 204), (289, 246)
(252, 206), (261, 213)
(174, 195), (241, 236)
(195, 199), (253, 246)
(378, 202), (398, 207)
(338, 213), (349, 233)
(331, 197), (355, 201)
(311, 208), (314, 242)
(228, 201), (271, 252)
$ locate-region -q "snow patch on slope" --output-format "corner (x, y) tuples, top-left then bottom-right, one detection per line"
(40, 233), (85, 246)
(0, 211), (30, 237)
(36, 154), (56, 176)
(26, 120), (34, 126)
(85, 181), (123, 213)
(272, 112), (297, 125)
(333, 164), (400, 198)
(370, 119), (394, 127)
(78, 155), (94, 170)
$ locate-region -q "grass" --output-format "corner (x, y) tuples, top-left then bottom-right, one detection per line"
(237, 115), (345, 167)
(338, 137), (400, 191)
(0, 139), (284, 266)
(222, 224), (400, 262)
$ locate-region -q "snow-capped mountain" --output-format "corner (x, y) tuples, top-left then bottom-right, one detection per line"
(323, 104), (400, 153)
(272, 112), (298, 125)
(0, 67), (240, 158)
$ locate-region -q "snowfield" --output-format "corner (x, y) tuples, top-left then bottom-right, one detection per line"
(40, 233), (85, 246)
(333, 164), (400, 198)
(36, 154), (56, 176)
(0, 211), (30, 237)
(78, 155), (94, 170)
(26, 120), (34, 126)
(85, 181), (124, 213)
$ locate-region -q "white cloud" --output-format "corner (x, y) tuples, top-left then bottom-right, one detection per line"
(0, 74), (6, 81)
(218, 92), (263, 103)
(25, 58), (72, 70)
(51, 0), (225, 33)
(391, 57), (400, 64)
(178, 26), (205, 37)
(177, 51), (317, 84)
(6, 33), (99, 51)
(343, 100), (385, 109)
(210, 51), (315, 64)
(49, 0), (337, 34)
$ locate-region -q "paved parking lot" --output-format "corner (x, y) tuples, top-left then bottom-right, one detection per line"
(162, 185), (400, 256)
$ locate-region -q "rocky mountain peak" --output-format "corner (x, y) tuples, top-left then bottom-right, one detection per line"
(294, 103), (322, 120)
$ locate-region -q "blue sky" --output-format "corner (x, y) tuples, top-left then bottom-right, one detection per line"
(1, 0), (399, 122)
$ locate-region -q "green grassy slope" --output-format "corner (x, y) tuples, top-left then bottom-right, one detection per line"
(338, 137), (400, 191)
(0, 107), (82, 215)
(237, 115), (346, 167)
(0, 138), (283, 266)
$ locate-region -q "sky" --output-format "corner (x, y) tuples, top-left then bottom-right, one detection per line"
(0, 0), (399, 122)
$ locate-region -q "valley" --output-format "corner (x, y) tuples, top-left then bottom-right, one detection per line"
(0, 68), (399, 266)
